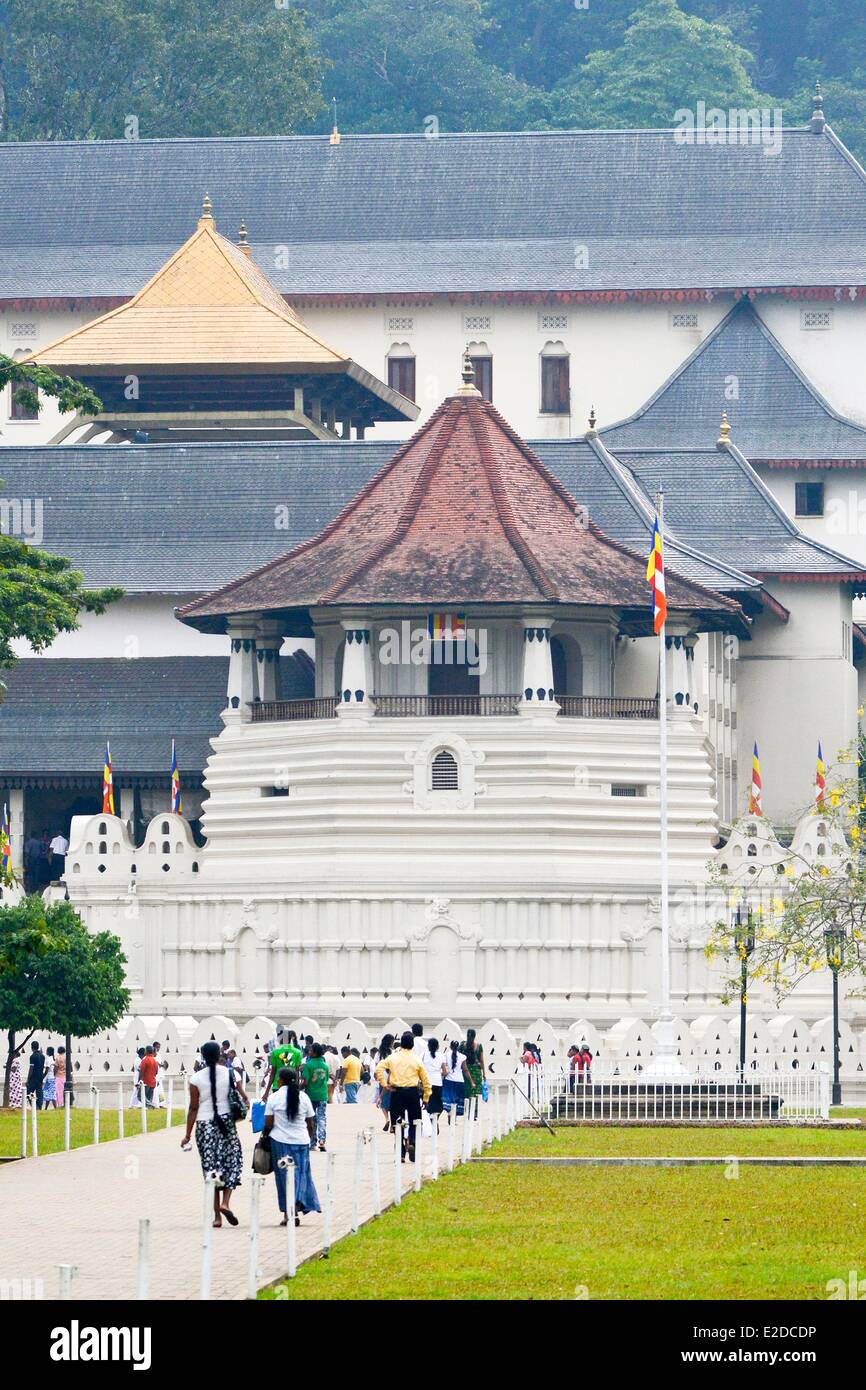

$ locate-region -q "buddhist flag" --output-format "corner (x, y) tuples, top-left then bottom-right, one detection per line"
(102, 740), (115, 815)
(170, 738), (183, 815)
(646, 517), (667, 635)
(815, 741), (826, 807)
(428, 612), (466, 641)
(749, 742), (763, 815)
(0, 803), (11, 876)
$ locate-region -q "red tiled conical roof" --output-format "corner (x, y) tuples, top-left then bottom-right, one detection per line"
(179, 391), (741, 628)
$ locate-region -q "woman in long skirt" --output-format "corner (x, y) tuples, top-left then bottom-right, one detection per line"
(42, 1047), (57, 1108)
(441, 1040), (468, 1120)
(463, 1029), (486, 1116)
(8, 1053), (23, 1108)
(182, 1040), (247, 1229)
(264, 1068), (320, 1226)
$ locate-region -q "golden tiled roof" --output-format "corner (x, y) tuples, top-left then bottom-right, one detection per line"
(33, 203), (347, 371)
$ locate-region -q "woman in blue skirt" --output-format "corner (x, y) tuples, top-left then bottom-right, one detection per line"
(264, 1068), (321, 1227)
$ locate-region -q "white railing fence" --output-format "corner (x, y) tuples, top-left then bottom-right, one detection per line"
(513, 1063), (830, 1122)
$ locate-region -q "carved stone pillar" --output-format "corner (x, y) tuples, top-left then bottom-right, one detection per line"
(224, 618), (260, 726)
(337, 618), (374, 720)
(518, 616), (559, 719)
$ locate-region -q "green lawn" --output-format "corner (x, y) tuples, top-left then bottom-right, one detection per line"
(0, 1106), (185, 1157)
(492, 1124), (866, 1158)
(263, 1129), (866, 1301)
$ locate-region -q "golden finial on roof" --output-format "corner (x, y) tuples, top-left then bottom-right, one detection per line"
(457, 345), (482, 397)
(237, 220), (252, 258)
(717, 410), (731, 447)
(198, 193), (215, 228)
(329, 97), (341, 146)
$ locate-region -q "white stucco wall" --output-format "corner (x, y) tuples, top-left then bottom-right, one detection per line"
(7, 295), (866, 445)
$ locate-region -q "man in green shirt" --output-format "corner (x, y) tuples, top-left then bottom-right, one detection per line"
(301, 1043), (331, 1150)
(264, 1028), (302, 1094)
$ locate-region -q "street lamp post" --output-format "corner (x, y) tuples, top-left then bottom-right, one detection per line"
(64, 1031), (75, 1108)
(824, 925), (845, 1108)
(734, 904), (756, 1078)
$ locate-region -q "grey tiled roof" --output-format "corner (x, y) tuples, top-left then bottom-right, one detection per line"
(613, 445), (866, 576)
(0, 431), (854, 598)
(602, 300), (866, 460)
(0, 655), (313, 778)
(1, 129), (865, 297)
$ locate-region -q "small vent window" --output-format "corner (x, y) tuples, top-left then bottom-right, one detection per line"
(463, 312), (493, 334)
(538, 311), (568, 332)
(9, 322), (37, 340)
(611, 784), (645, 798)
(385, 313), (414, 334)
(430, 750), (459, 791)
(670, 311), (699, 330)
(801, 308), (833, 331)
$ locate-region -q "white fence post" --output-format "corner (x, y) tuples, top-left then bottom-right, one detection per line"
(57, 1265), (77, 1300)
(431, 1115), (440, 1180)
(394, 1122), (403, 1205)
(166, 1077), (174, 1127)
(247, 1174), (264, 1299)
(141, 1096), (148, 1135)
(285, 1160), (297, 1277)
(117, 1082), (124, 1139)
(448, 1110), (456, 1171)
(351, 1131), (364, 1233)
(20, 1089), (27, 1158)
(370, 1128), (382, 1217)
(322, 1152), (335, 1255)
(137, 1218), (150, 1300)
(93, 1088), (100, 1145)
(30, 1094), (38, 1157)
(414, 1118), (423, 1192)
(200, 1172), (218, 1300)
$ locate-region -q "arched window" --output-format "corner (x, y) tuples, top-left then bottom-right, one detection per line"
(386, 342), (416, 402)
(9, 349), (38, 421)
(430, 749), (459, 792)
(467, 341), (492, 402)
(551, 635), (583, 697)
(540, 341), (570, 415)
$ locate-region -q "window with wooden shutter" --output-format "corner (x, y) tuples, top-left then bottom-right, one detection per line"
(387, 353), (416, 402)
(541, 352), (569, 414)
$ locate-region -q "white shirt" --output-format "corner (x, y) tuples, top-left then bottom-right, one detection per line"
(444, 1052), (465, 1084)
(49, 835), (68, 854)
(265, 1087), (314, 1144)
(326, 1052), (340, 1079)
(422, 1047), (442, 1086)
(189, 1064), (232, 1123)
(413, 1037), (427, 1062)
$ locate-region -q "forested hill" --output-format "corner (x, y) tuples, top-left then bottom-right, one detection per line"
(1, 0), (865, 162)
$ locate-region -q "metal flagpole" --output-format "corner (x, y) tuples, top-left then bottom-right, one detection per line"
(646, 493), (687, 1081)
(658, 492), (670, 1022)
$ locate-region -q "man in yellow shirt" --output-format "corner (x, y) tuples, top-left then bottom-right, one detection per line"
(338, 1047), (362, 1102)
(378, 1031), (431, 1161)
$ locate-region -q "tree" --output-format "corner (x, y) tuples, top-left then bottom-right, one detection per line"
(706, 750), (866, 1005)
(0, 898), (129, 1104)
(0, 0), (324, 141)
(306, 0), (548, 133)
(0, 532), (122, 670)
(0, 355), (102, 421)
(554, 0), (766, 130)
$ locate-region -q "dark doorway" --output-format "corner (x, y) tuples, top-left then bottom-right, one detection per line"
(428, 640), (478, 695)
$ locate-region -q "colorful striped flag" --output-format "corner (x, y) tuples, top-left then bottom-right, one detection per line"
(102, 740), (115, 815)
(428, 612), (466, 641)
(815, 741), (826, 807)
(170, 738), (183, 815)
(645, 517), (667, 635)
(0, 803), (11, 877)
(749, 742), (763, 815)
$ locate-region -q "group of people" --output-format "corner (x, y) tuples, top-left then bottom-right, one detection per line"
(181, 1023), (489, 1229)
(9, 1039), (68, 1109)
(22, 828), (68, 893)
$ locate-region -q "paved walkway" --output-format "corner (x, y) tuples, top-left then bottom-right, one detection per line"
(0, 1102), (472, 1300)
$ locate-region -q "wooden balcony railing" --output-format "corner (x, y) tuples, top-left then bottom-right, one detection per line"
(250, 694), (659, 721)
